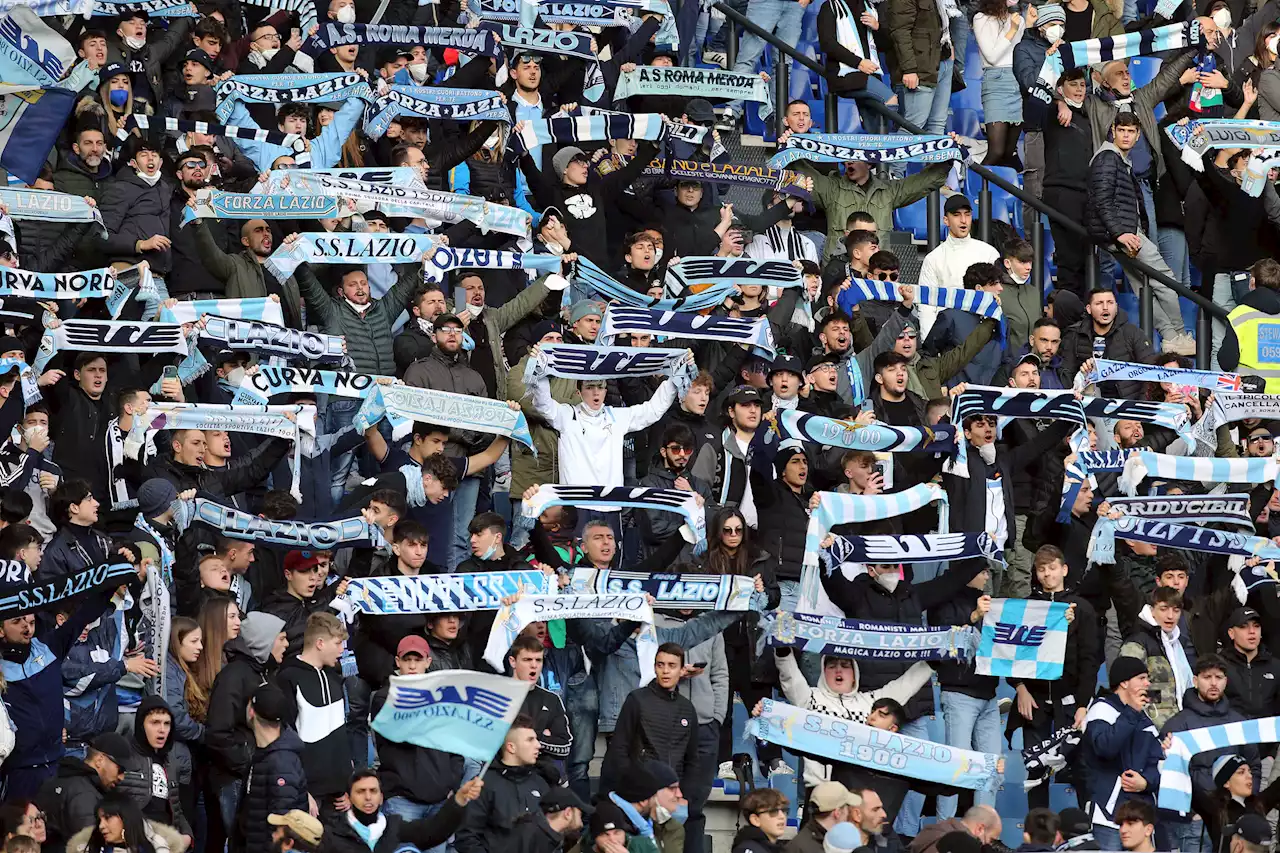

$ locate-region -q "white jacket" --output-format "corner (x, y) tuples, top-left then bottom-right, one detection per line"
(530, 374), (676, 488)
(916, 234), (1000, 337)
(777, 651), (934, 788)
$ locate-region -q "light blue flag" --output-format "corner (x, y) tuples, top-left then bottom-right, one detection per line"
(975, 598), (1069, 680)
(371, 670), (533, 760)
(0, 8), (74, 86)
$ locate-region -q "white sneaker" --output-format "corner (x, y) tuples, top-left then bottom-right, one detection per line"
(768, 759), (794, 777)
(1162, 331), (1197, 356)
(703, 49), (727, 67)
(717, 760), (736, 780)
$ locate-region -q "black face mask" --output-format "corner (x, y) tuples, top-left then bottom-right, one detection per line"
(353, 808), (381, 826)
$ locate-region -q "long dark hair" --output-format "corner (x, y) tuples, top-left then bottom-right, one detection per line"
(704, 507), (755, 575)
(88, 797), (152, 853)
(977, 0), (1009, 19)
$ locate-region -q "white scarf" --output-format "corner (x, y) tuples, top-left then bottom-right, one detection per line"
(833, 0), (879, 76)
(1143, 604), (1192, 709)
(345, 297), (373, 316)
(346, 811), (387, 850)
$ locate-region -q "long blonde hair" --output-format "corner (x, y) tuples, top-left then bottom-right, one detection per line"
(168, 616), (208, 722)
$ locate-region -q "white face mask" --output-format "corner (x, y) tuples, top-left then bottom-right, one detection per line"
(1064, 95), (1084, 108)
(259, 47), (280, 61)
(874, 571), (900, 593)
(1213, 9), (1232, 28)
(464, 303), (483, 317)
(224, 366), (246, 387)
(124, 35), (146, 50)
(1006, 266), (1028, 284)
(1044, 23), (1064, 41)
(22, 426), (45, 445)
(653, 246), (663, 262)
(336, 4), (356, 23)
(408, 62), (429, 83)
(978, 442), (997, 465)
(135, 167), (161, 186)
(1269, 32), (1280, 55)
(654, 804), (673, 825)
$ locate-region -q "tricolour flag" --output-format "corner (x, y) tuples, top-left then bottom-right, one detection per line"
(370, 670), (533, 761)
(974, 598), (1069, 680)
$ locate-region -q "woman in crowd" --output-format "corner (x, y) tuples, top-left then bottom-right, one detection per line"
(165, 617), (207, 745)
(974, 0), (1027, 165)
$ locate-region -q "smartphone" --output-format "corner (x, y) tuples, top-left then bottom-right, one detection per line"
(1175, 384), (1196, 399)
(689, 663), (707, 671)
(162, 366), (179, 381)
(872, 462), (886, 478)
(291, 26), (301, 41)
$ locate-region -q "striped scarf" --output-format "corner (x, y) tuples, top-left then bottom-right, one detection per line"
(159, 297), (284, 326)
(776, 409), (956, 454)
(831, 0), (878, 76)
(1058, 19), (1205, 70)
(600, 306), (775, 358)
(1083, 357), (1242, 392)
(574, 257), (734, 312)
(524, 343), (694, 391)
(1119, 450), (1280, 495)
(508, 113), (704, 156)
(803, 484), (949, 578)
(523, 484), (706, 551)
(836, 278), (1004, 335)
(214, 72), (373, 122)
(181, 190), (348, 226)
(767, 610), (978, 659)
(1161, 716), (1280, 814)
(422, 246), (562, 283)
(641, 158), (810, 199)
(363, 86), (509, 140)
(118, 114), (309, 164)
(198, 316), (347, 363)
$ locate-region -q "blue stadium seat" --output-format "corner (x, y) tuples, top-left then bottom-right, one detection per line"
(894, 197), (938, 241)
(1130, 56), (1162, 91)
(964, 165), (1020, 227)
(948, 107), (983, 139)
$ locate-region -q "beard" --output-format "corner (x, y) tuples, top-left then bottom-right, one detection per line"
(182, 177), (207, 191)
(253, 244), (272, 258)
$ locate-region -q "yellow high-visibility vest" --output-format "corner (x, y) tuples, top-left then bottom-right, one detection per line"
(1227, 304), (1280, 394)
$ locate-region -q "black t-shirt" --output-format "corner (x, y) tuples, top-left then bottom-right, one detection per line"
(382, 449), (468, 567)
(879, 396), (920, 427)
(1065, 5), (1093, 42)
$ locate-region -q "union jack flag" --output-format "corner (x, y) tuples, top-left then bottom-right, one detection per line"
(1218, 374), (1244, 391)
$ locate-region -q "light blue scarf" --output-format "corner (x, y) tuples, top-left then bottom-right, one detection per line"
(770, 133), (965, 169)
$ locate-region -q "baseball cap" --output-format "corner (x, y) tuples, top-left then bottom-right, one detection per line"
(1057, 808), (1092, 839)
(540, 786), (593, 816)
(684, 98), (716, 125)
(1230, 814), (1273, 847)
(1230, 606), (1262, 628)
(725, 386), (763, 407)
(397, 635), (431, 658)
(284, 551), (325, 574)
(767, 353), (804, 380)
(806, 352), (842, 372)
(90, 732), (133, 769)
(943, 194), (973, 215)
(101, 62), (129, 81)
(1015, 352), (1043, 371)
(268, 811), (324, 846)
(252, 683), (289, 723)
(809, 782), (859, 812)
(434, 313), (465, 330)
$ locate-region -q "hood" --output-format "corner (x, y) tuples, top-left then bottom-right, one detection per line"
(238, 611), (285, 664)
(1242, 286), (1280, 315)
(56, 754), (104, 784)
(1089, 140), (1128, 166)
(133, 695), (175, 760)
(1050, 289), (1084, 330)
(815, 654), (860, 698)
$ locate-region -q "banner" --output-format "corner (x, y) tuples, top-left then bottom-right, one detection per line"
(484, 593), (658, 682)
(302, 23), (501, 58)
(0, 186), (103, 227)
(1160, 716), (1280, 814)
(421, 245), (562, 283)
(232, 366), (385, 405)
(1105, 494), (1253, 528)
(264, 233), (440, 280)
(0, 266), (131, 314)
(0, 561), (138, 620)
(748, 699), (1002, 791)
(214, 72), (374, 121)
(0, 85), (76, 184)
(159, 297), (284, 327)
(355, 384), (536, 451)
(766, 610), (978, 660)
(180, 497), (386, 550)
(364, 85), (510, 140)
(0, 7), (73, 86)
(974, 599), (1069, 680)
(769, 132), (966, 169)
(570, 568), (754, 610)
(1192, 391), (1280, 447)
(345, 570), (554, 614)
(1090, 514), (1280, 564)
(199, 316), (347, 363)
(478, 23), (596, 57)
(370, 670), (534, 761)
(615, 66), (773, 119)
(600, 306), (775, 358)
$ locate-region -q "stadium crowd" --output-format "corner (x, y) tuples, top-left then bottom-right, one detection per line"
(2, 2), (1280, 853)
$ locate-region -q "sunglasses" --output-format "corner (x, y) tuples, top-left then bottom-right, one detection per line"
(180, 160), (205, 170)
(754, 808), (787, 817)
(897, 330), (918, 340)
(516, 53), (543, 65)
(722, 525), (744, 534)
(875, 271), (900, 281)
(665, 443), (692, 452)
(1250, 434), (1273, 442)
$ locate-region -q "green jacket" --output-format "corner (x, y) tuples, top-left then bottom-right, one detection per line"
(796, 162), (949, 259)
(296, 262), (420, 376)
(192, 220), (302, 329)
(909, 317), (997, 400)
(507, 351), (579, 494)
(1002, 280), (1043, 348)
(477, 278), (552, 395)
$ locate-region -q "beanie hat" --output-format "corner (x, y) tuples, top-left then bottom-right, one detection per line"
(823, 823), (863, 853)
(569, 299), (605, 325)
(137, 478), (178, 518)
(552, 146), (586, 182)
(1108, 655), (1149, 690)
(613, 763), (662, 802)
(1036, 3), (1066, 25)
(1213, 754), (1248, 789)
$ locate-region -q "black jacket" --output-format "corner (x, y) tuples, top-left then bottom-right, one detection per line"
(98, 168), (178, 274)
(393, 320), (437, 378)
(599, 679), (700, 790)
(1059, 311), (1157, 401)
(275, 656), (352, 798)
(168, 192), (233, 297)
(1008, 584), (1100, 729)
(116, 696), (192, 836)
(141, 438), (289, 499)
(755, 477), (813, 582)
(454, 762), (551, 853)
(520, 683), (572, 762)
(239, 728), (308, 853)
(1086, 142), (1145, 245)
(324, 800), (466, 853)
(205, 639), (274, 784)
(1043, 102), (1093, 194)
(371, 685), (465, 805)
(927, 588), (997, 699)
(259, 586), (343, 658)
(822, 564), (983, 719)
(733, 825), (785, 853)
(35, 758), (108, 853)
(1220, 643), (1280, 722)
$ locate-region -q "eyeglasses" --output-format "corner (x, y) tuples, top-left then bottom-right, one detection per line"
(722, 525), (744, 535)
(897, 330), (918, 340)
(437, 327), (463, 335)
(26, 813), (46, 823)
(254, 32), (281, 42)
(665, 443), (692, 452)
(875, 271), (900, 281)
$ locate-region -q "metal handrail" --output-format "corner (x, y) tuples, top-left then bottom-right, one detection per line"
(711, 0), (1228, 366)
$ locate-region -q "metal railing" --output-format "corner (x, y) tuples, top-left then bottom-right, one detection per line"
(711, 0), (1227, 368)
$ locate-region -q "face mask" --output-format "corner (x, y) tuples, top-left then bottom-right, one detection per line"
(108, 89), (128, 108)
(1064, 95), (1084, 108)
(1044, 23), (1064, 41)
(135, 167), (161, 186)
(874, 571), (900, 593)
(1269, 33), (1279, 54)
(409, 62), (429, 83)
(654, 803), (688, 825)
(979, 442), (997, 465)
(1006, 265), (1028, 284)
(259, 47), (280, 61)
(653, 246), (663, 262)
(480, 543), (498, 560)
(224, 366), (246, 387)
(336, 4), (356, 23)
(22, 426), (45, 445)
(465, 303), (483, 317)
(1213, 9), (1232, 28)
(483, 131), (501, 149)
(123, 35), (145, 50)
